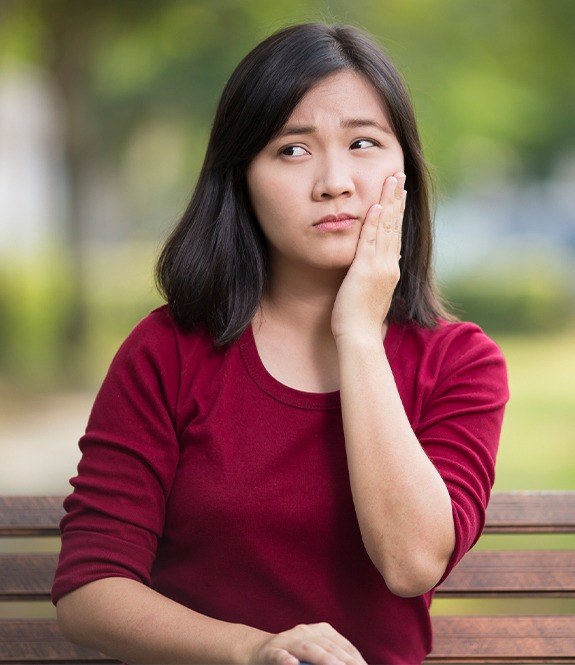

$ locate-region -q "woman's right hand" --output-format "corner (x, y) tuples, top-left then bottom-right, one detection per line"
(247, 622), (367, 665)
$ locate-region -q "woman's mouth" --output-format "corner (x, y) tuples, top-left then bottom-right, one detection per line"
(313, 214), (358, 232)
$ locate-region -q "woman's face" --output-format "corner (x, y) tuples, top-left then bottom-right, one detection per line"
(246, 70), (405, 275)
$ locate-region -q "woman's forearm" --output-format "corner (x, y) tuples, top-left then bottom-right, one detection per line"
(336, 332), (455, 597)
(56, 577), (270, 664)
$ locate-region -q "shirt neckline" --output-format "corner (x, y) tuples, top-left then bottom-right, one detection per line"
(238, 319), (402, 410)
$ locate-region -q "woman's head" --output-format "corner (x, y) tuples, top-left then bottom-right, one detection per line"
(156, 23), (451, 344)
(245, 68), (405, 275)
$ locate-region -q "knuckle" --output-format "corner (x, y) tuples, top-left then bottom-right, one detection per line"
(300, 639), (315, 652)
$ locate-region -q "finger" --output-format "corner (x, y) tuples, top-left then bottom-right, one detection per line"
(293, 640), (345, 665)
(353, 203), (382, 260)
(376, 176), (400, 253)
(270, 649), (299, 665)
(392, 172), (406, 236)
(379, 173), (405, 259)
(314, 623), (367, 663)
(394, 172), (406, 199)
(397, 189), (407, 259)
(378, 171), (405, 206)
(321, 641), (365, 665)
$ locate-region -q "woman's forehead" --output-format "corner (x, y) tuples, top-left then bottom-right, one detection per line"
(282, 70), (393, 131)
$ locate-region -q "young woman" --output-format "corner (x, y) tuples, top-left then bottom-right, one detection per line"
(52, 23), (509, 665)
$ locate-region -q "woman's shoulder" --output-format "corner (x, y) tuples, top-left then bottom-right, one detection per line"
(122, 305), (213, 349)
(396, 316), (504, 356)
(109, 305), (219, 378)
(392, 317), (508, 390)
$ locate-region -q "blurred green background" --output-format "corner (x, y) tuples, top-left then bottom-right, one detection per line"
(0, 1), (574, 492)
(0, 0), (574, 624)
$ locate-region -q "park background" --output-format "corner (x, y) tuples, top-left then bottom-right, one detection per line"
(0, 0), (574, 620)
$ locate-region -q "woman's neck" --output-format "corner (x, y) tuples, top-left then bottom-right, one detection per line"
(255, 262), (347, 342)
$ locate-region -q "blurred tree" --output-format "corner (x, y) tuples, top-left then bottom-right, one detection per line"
(0, 0), (573, 383)
(361, 0), (575, 188)
(1, 0), (171, 372)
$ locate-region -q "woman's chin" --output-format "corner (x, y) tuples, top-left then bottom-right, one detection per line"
(317, 248), (357, 270)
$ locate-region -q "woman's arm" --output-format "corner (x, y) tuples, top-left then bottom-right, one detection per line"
(57, 577), (266, 663)
(332, 173), (455, 596)
(336, 335), (455, 597)
(57, 577), (367, 665)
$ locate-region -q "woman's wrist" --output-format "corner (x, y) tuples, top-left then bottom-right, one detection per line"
(234, 624), (273, 664)
(334, 326), (385, 352)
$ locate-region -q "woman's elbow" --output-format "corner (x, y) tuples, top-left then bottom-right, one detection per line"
(379, 553), (450, 598)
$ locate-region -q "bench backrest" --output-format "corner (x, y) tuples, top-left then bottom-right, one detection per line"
(1, 492), (574, 663)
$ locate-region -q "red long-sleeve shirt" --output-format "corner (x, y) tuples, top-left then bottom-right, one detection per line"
(52, 305), (509, 664)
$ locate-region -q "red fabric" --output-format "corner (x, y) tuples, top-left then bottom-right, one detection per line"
(52, 306), (508, 664)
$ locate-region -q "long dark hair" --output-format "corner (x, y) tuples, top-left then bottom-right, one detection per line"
(156, 22), (453, 345)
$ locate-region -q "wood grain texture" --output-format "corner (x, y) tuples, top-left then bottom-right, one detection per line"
(1, 617), (574, 663)
(2, 550), (573, 601)
(485, 492), (575, 533)
(0, 497), (64, 536)
(427, 615), (575, 663)
(0, 619), (116, 662)
(437, 550), (575, 596)
(2, 492), (575, 662)
(2, 492), (574, 534)
(0, 554), (58, 600)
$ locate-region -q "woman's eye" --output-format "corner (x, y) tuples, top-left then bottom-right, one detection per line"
(280, 145), (308, 157)
(350, 138), (378, 150)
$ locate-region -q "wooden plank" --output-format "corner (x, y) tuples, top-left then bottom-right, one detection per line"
(0, 554), (58, 601)
(0, 498), (64, 537)
(436, 550), (575, 597)
(0, 619), (117, 662)
(0, 617), (573, 664)
(2, 550), (573, 602)
(485, 492), (575, 533)
(427, 615), (575, 663)
(1, 492), (573, 536)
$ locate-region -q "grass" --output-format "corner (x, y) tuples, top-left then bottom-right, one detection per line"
(491, 330), (575, 490)
(431, 329), (575, 617)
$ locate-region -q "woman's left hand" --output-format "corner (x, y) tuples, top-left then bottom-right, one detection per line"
(331, 171), (407, 342)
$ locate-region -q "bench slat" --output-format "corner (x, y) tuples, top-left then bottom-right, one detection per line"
(0, 619), (116, 662)
(2, 617), (574, 663)
(0, 498), (64, 537)
(485, 492), (575, 533)
(427, 615), (575, 663)
(438, 550), (575, 596)
(2, 492), (574, 535)
(2, 550), (573, 601)
(2, 492), (575, 662)
(0, 554), (58, 601)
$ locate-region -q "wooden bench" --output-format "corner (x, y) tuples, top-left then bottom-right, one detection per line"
(1, 492), (574, 663)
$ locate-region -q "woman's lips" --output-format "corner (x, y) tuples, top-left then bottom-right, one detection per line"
(313, 214), (357, 232)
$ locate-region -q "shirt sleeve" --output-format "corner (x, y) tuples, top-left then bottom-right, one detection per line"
(51, 307), (182, 604)
(416, 323), (509, 587)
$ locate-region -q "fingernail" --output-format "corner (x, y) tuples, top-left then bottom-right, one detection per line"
(373, 204), (383, 214)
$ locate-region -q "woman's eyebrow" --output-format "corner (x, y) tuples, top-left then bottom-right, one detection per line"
(341, 118), (393, 134)
(276, 118), (393, 138)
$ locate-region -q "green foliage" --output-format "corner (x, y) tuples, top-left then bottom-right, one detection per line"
(495, 331), (575, 489)
(0, 252), (74, 385)
(0, 0), (573, 387)
(2, 0), (574, 191)
(0, 248), (161, 388)
(443, 266), (575, 335)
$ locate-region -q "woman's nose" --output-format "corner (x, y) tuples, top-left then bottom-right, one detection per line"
(311, 156), (355, 201)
